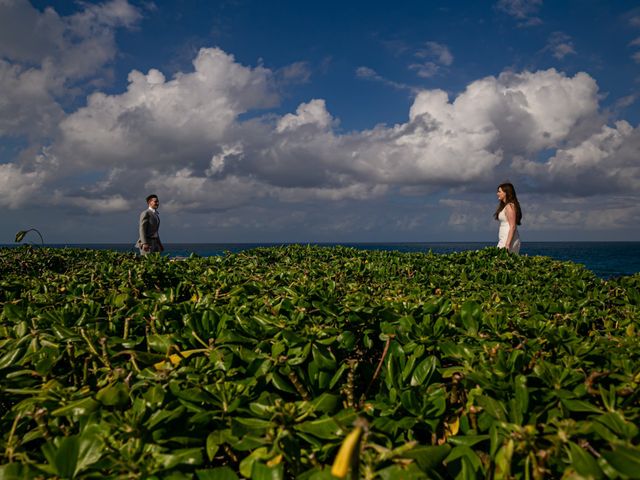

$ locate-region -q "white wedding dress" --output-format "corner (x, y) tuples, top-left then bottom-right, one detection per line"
(497, 208), (521, 254)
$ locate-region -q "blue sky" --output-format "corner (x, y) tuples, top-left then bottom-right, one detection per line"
(1, 0), (639, 243)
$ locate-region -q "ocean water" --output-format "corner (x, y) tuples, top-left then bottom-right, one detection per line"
(5, 242), (639, 279)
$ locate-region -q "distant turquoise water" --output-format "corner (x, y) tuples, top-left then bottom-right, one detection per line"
(3, 242), (639, 278)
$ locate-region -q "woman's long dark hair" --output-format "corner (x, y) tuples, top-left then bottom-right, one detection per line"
(494, 182), (522, 225)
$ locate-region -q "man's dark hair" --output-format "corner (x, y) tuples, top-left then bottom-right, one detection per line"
(146, 194), (158, 204)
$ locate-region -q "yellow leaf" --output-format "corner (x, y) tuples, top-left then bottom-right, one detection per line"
(266, 454), (283, 467)
(153, 349), (205, 370)
(446, 416), (460, 436)
(331, 426), (362, 478)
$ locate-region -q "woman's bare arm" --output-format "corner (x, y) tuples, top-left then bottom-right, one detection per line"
(504, 203), (517, 251)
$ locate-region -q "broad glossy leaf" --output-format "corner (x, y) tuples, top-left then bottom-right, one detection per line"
(0, 463), (33, 480)
(444, 445), (482, 471)
(404, 444), (451, 470)
(146, 405), (186, 429)
(568, 442), (604, 480)
(196, 467), (240, 480)
(239, 448), (270, 479)
(514, 374), (528, 418)
(147, 334), (176, 354)
(206, 431), (229, 461)
(410, 356), (437, 387)
(448, 435), (490, 447)
(268, 372), (296, 393)
(594, 411), (639, 440)
(251, 461), (284, 480)
(96, 382), (130, 407)
(561, 399), (603, 414)
(157, 448), (204, 469)
(0, 347), (24, 370)
(296, 417), (342, 440)
(602, 445), (640, 478)
(232, 417), (272, 436)
(51, 397), (99, 418)
(493, 439), (514, 480)
(477, 395), (507, 422)
(311, 393), (340, 413)
(43, 436), (79, 478)
(459, 301), (481, 334)
(376, 463), (429, 479)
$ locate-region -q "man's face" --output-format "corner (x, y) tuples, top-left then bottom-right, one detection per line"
(148, 197), (159, 209)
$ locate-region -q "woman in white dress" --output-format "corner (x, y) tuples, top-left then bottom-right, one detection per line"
(495, 182), (522, 254)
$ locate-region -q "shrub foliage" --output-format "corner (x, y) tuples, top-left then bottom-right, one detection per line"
(0, 245), (639, 479)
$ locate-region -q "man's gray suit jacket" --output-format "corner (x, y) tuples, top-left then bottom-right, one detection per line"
(138, 209), (160, 247)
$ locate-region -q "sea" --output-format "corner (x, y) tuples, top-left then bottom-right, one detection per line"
(4, 242), (639, 279)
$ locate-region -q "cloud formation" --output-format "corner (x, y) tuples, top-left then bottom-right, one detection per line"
(545, 32), (576, 60)
(1, 2), (638, 239)
(514, 121), (640, 195)
(0, 0), (141, 138)
(496, 0), (543, 26)
(3, 41), (626, 218)
(410, 41), (454, 79)
(355, 66), (413, 91)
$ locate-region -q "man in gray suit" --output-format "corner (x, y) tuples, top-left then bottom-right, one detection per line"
(137, 194), (164, 255)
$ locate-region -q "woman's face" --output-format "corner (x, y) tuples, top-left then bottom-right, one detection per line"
(497, 188), (506, 202)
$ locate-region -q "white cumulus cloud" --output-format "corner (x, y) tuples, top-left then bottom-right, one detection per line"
(514, 120), (640, 195)
(2, 39), (638, 238)
(0, 0), (142, 138)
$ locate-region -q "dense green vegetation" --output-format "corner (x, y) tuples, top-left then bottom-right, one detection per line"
(0, 245), (639, 479)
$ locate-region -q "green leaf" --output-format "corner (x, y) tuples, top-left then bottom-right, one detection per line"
(2, 304), (26, 322)
(0, 463), (33, 480)
(147, 334), (175, 354)
(602, 445), (640, 478)
(251, 461), (284, 480)
(493, 439), (514, 480)
(376, 463), (429, 480)
(196, 467), (240, 480)
(74, 426), (104, 476)
(296, 417), (342, 440)
(233, 417), (272, 431)
(234, 435), (269, 451)
(561, 399), (603, 414)
(206, 431), (229, 461)
(146, 405), (186, 429)
(158, 448), (204, 469)
(0, 347), (24, 370)
(514, 375), (528, 416)
(311, 344), (337, 370)
(595, 411), (639, 440)
(459, 301), (481, 334)
(477, 395), (507, 421)
(448, 435), (490, 447)
(404, 444), (451, 470)
(96, 382), (130, 407)
(567, 442), (604, 480)
(329, 363), (348, 389)
(269, 372), (296, 393)
(311, 393), (340, 413)
(410, 356), (437, 387)
(239, 448), (269, 479)
(444, 446), (482, 471)
(53, 436), (80, 478)
(51, 398), (99, 418)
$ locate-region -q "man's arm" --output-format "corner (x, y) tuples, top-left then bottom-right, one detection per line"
(139, 211), (150, 248)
